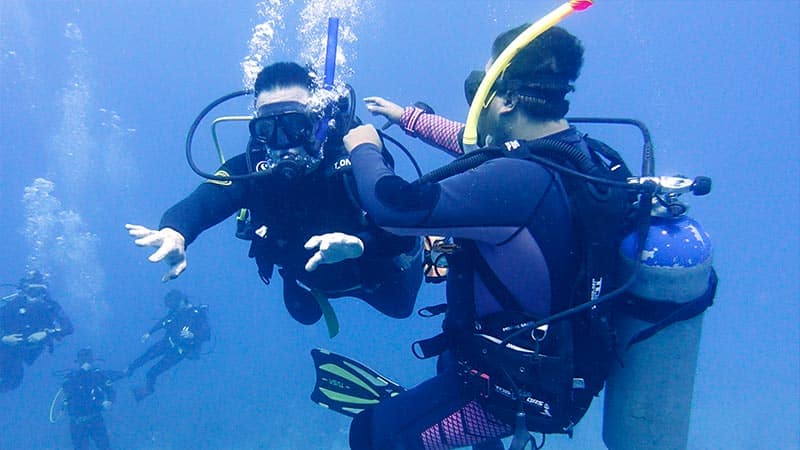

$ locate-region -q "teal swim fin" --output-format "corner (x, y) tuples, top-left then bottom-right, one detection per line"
(310, 348), (405, 417)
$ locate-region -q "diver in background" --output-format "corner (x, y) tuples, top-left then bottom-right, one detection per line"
(60, 348), (125, 450)
(126, 289), (209, 401)
(125, 62), (422, 332)
(1, 270), (74, 392)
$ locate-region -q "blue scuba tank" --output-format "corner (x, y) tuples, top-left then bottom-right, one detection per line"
(603, 213), (714, 450)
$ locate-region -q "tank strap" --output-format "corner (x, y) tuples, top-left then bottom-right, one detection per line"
(624, 269), (717, 349)
(412, 332), (453, 360)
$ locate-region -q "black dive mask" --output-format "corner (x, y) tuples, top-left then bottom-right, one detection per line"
(465, 69), (575, 112)
(248, 101), (324, 180)
(249, 102), (320, 151)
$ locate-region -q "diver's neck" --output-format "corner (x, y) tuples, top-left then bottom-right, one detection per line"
(512, 118), (570, 141)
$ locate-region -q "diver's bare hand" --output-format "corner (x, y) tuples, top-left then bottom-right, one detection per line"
(180, 326), (194, 339)
(1, 334), (23, 346)
(364, 97), (404, 127)
(344, 125), (382, 153)
(304, 232), (365, 271)
(125, 224), (187, 282)
(26, 331), (48, 344)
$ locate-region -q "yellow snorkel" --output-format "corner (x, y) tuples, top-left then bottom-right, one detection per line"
(461, 0), (593, 152)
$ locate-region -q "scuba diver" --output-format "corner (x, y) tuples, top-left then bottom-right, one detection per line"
(124, 61), (422, 335)
(57, 348), (125, 450)
(330, 20), (715, 450)
(1, 270), (74, 392)
(125, 289), (209, 402)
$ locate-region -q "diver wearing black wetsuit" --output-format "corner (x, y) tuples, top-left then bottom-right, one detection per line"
(342, 25), (596, 450)
(61, 348), (125, 450)
(0, 271), (73, 392)
(126, 290), (209, 401)
(151, 62), (421, 326)
(347, 128), (583, 448)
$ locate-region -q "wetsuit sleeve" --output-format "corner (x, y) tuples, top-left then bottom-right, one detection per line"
(104, 370), (127, 383)
(192, 308), (211, 342)
(355, 224), (418, 260)
(158, 156), (251, 246)
(349, 143), (554, 244)
(399, 107), (465, 156)
(50, 302), (74, 339)
(148, 316), (169, 335)
(100, 372), (119, 401)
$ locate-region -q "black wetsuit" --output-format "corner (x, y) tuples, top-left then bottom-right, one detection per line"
(346, 128), (585, 449)
(159, 143), (422, 323)
(62, 368), (125, 450)
(0, 294), (74, 392)
(127, 305), (210, 392)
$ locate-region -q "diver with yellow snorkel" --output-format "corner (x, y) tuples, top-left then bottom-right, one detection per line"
(312, 1), (716, 448)
(339, 22), (603, 450)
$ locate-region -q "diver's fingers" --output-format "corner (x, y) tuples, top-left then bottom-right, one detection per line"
(148, 242), (174, 263)
(126, 224), (155, 239)
(162, 259), (187, 282)
(319, 239), (331, 252)
(304, 235), (323, 250)
(363, 96), (386, 106)
(136, 234), (164, 248)
(364, 104), (382, 115)
(305, 252), (323, 272)
(364, 97), (403, 124)
(364, 97), (388, 114)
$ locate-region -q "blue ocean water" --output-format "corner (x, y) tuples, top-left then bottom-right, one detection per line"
(0, 1), (797, 449)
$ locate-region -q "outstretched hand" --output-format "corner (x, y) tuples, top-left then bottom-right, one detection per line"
(1, 334), (23, 346)
(125, 224), (187, 282)
(27, 331), (48, 344)
(304, 232), (365, 272)
(180, 326), (194, 340)
(364, 96), (404, 129)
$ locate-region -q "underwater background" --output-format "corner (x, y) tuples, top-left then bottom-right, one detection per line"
(1, 1), (797, 449)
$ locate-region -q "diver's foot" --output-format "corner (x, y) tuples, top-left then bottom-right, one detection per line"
(132, 384), (153, 402)
(283, 280), (323, 325)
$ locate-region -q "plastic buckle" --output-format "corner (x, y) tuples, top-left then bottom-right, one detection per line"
(469, 368), (492, 398)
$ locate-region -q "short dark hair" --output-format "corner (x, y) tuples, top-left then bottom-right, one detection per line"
(492, 26), (584, 119)
(253, 62), (317, 97)
(164, 289), (187, 309)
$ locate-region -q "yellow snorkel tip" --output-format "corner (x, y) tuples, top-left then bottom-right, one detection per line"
(461, 0), (593, 151)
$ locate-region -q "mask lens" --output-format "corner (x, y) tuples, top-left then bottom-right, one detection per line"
(276, 113), (314, 146)
(249, 104), (316, 150)
(249, 116), (276, 144)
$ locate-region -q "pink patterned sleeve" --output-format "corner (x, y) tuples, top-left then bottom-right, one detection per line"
(399, 107), (465, 156)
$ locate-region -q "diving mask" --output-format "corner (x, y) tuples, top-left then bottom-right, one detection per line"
(249, 102), (320, 152)
(464, 69), (575, 108)
(249, 101), (324, 179)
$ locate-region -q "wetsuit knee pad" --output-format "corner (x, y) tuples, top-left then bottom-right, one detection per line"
(349, 409), (375, 450)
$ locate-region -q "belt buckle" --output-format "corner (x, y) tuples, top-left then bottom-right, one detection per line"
(469, 368), (492, 398)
